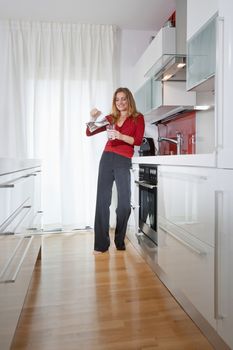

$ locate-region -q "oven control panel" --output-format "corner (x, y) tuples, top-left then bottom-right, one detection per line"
(139, 164), (157, 185)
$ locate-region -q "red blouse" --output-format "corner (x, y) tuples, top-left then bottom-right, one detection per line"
(86, 114), (145, 158)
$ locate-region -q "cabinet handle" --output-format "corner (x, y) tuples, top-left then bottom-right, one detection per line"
(134, 180), (157, 189)
(12, 205), (32, 233)
(0, 198), (30, 233)
(0, 172), (37, 188)
(159, 224), (206, 256)
(0, 236), (33, 283)
(214, 190), (224, 320)
(0, 236), (24, 280)
(215, 17), (224, 150)
(158, 171), (207, 182)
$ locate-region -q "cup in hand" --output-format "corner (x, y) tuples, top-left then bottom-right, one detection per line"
(106, 124), (115, 140)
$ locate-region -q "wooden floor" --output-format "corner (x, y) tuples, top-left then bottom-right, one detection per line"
(11, 232), (213, 350)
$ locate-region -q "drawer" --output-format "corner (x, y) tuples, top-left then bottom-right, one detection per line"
(158, 166), (216, 247)
(0, 168), (41, 233)
(158, 218), (216, 328)
(0, 235), (41, 350)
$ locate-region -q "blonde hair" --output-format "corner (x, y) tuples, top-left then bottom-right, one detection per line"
(111, 87), (140, 123)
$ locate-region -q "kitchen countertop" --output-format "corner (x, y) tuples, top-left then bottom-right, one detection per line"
(132, 153), (216, 167)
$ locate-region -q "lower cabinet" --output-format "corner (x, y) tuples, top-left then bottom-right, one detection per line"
(0, 159), (42, 349)
(158, 217), (215, 327)
(0, 163), (42, 234)
(0, 235), (41, 350)
(157, 165), (233, 349)
(215, 169), (233, 349)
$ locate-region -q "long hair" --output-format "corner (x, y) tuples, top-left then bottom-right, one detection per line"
(111, 87), (140, 123)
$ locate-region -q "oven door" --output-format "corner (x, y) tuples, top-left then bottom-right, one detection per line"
(136, 181), (157, 245)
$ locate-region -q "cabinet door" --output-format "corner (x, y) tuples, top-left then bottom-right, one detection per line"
(0, 235), (41, 350)
(134, 79), (152, 115)
(158, 166), (216, 247)
(187, 16), (217, 91)
(216, 0), (233, 169)
(0, 167), (41, 234)
(158, 218), (216, 327)
(215, 169), (233, 349)
(151, 80), (162, 110)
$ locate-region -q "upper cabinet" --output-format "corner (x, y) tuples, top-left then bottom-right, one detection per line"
(133, 27), (176, 92)
(186, 0), (218, 91)
(134, 78), (196, 123)
(187, 16), (217, 91)
(216, 0), (233, 169)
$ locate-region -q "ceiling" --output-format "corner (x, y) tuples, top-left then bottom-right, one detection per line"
(0, 0), (176, 31)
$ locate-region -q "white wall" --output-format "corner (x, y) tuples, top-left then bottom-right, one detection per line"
(118, 28), (159, 159)
(120, 29), (156, 90)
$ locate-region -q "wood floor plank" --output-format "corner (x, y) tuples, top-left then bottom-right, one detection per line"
(11, 232), (213, 350)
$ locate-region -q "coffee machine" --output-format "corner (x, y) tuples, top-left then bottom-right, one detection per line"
(138, 137), (156, 156)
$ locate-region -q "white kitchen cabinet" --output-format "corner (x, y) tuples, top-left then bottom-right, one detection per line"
(158, 166), (216, 246)
(187, 0), (218, 40)
(133, 27), (176, 91)
(215, 169), (233, 349)
(157, 165), (233, 348)
(158, 217), (215, 327)
(0, 160), (42, 234)
(157, 165), (217, 327)
(187, 15), (217, 91)
(134, 78), (152, 115)
(0, 234), (41, 350)
(216, 0), (233, 169)
(135, 79), (196, 121)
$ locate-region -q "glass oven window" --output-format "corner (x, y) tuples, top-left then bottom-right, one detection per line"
(139, 186), (157, 232)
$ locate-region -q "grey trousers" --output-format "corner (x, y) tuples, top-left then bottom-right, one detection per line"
(94, 151), (131, 252)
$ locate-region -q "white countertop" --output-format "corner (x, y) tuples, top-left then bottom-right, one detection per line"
(0, 158), (41, 176)
(132, 153), (216, 168)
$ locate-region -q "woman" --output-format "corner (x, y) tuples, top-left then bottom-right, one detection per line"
(86, 87), (145, 254)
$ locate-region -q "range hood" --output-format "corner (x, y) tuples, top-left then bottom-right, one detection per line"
(144, 80), (197, 123)
(151, 105), (212, 124)
(146, 54), (187, 82)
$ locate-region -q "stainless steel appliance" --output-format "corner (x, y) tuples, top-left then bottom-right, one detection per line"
(135, 164), (157, 244)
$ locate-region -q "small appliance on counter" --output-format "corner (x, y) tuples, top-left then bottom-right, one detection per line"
(138, 137), (156, 156)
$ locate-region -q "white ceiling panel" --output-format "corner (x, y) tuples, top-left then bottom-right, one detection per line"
(0, 0), (176, 31)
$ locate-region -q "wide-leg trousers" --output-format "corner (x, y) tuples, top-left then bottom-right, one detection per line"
(94, 151), (132, 252)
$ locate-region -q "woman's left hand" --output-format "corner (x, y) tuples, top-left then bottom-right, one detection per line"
(112, 130), (122, 140)
(111, 130), (134, 145)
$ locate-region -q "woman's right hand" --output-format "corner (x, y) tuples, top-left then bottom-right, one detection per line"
(90, 108), (102, 120)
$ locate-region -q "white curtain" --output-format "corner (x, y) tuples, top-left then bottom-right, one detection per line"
(0, 20), (120, 229)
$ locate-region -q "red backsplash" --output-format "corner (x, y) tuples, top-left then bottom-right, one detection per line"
(157, 111), (196, 155)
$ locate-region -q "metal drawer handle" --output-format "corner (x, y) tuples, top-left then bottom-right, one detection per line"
(159, 224), (206, 256)
(134, 180), (157, 189)
(158, 171), (207, 181)
(0, 172), (37, 188)
(0, 236), (33, 283)
(0, 198), (30, 233)
(214, 190), (224, 320)
(12, 205), (32, 233)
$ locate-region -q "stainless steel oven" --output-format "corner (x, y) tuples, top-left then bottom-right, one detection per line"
(135, 164), (158, 245)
